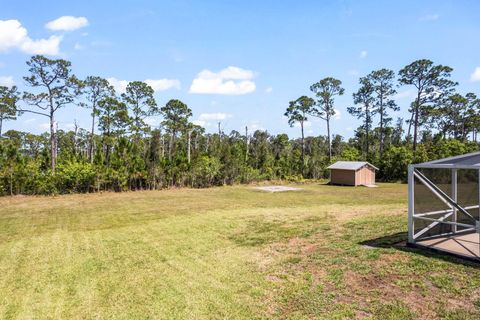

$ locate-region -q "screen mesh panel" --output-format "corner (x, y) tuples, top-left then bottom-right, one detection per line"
(413, 168), (478, 240)
(457, 169), (479, 222)
(413, 169), (453, 239)
(414, 168), (451, 214)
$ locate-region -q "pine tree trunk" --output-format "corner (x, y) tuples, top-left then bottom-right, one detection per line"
(161, 134), (165, 159)
(89, 104), (96, 163)
(407, 111), (414, 140)
(379, 98), (384, 157)
(327, 118), (332, 163)
(169, 134), (174, 161)
(301, 121), (305, 174)
(245, 126), (249, 162)
(50, 112), (56, 174)
(366, 107), (370, 159)
(413, 94), (421, 152)
(187, 130), (191, 164)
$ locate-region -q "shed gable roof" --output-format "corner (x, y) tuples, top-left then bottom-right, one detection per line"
(327, 161), (379, 171)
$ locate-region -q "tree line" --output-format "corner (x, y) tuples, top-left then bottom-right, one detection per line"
(0, 55), (479, 195)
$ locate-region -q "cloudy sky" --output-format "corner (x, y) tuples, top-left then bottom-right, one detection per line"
(1, 0), (479, 137)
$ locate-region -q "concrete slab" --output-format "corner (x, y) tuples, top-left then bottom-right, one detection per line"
(416, 232), (480, 260)
(254, 186), (302, 193)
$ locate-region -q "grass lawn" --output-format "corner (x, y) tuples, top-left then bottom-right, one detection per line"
(0, 183), (479, 319)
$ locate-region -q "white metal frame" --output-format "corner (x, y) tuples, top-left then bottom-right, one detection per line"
(407, 161), (480, 247)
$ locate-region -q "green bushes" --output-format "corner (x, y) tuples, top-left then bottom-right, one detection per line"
(1, 132), (479, 195)
(379, 146), (413, 182)
(190, 156), (221, 187)
(55, 162), (96, 193)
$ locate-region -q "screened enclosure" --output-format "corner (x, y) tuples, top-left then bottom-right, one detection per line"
(408, 152), (480, 261)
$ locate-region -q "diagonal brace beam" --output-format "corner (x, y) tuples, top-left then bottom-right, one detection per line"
(414, 169), (477, 223)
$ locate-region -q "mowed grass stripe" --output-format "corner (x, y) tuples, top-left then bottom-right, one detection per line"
(1, 206), (269, 319)
(1, 184), (479, 319)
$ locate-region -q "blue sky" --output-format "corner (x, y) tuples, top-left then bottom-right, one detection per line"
(1, 0), (479, 138)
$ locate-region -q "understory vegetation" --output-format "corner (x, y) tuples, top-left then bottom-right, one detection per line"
(1, 184), (479, 319)
(1, 56), (479, 195)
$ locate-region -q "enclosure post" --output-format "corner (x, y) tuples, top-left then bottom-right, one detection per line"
(408, 165), (414, 243)
(452, 169), (457, 233)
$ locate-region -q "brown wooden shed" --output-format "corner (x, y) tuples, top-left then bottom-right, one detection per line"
(327, 161), (378, 186)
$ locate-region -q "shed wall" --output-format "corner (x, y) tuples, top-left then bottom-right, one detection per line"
(330, 167), (376, 186)
(330, 169), (356, 186)
(356, 167), (375, 185)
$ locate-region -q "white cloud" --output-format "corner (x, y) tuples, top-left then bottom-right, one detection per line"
(0, 76), (14, 86)
(61, 122), (76, 131)
(248, 121), (265, 132)
(74, 42), (84, 50)
(107, 77), (181, 93)
(0, 19), (62, 55)
(333, 109), (341, 120)
(265, 86), (273, 93)
(192, 120), (206, 127)
(45, 16), (89, 31)
(294, 121), (312, 128)
(360, 50), (368, 58)
(39, 123), (50, 130)
(24, 118), (36, 124)
(420, 14), (440, 21)
(189, 66), (256, 95)
(193, 113), (232, 128)
(0, 20), (26, 52)
(144, 116), (160, 127)
(21, 36), (62, 55)
(217, 66), (254, 79)
(470, 67), (480, 82)
(145, 79), (181, 91)
(198, 113), (232, 121)
(107, 77), (129, 93)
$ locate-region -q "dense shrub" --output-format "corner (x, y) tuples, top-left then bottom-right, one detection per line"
(379, 146), (414, 182)
(190, 156), (221, 187)
(1, 130), (479, 195)
(55, 161), (96, 193)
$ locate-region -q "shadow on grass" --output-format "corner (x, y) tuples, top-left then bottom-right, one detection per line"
(360, 232), (480, 268)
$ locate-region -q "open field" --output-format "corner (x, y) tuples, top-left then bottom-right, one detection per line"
(0, 183), (479, 319)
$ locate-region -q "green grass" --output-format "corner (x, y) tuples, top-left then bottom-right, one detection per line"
(0, 183), (479, 319)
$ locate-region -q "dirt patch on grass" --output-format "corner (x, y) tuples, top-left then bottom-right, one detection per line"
(332, 252), (480, 319)
(258, 224), (480, 319)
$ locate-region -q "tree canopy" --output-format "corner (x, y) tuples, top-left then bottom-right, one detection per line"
(0, 55), (479, 195)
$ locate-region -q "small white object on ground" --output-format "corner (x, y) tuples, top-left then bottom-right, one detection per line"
(363, 184), (378, 188)
(254, 186), (302, 192)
